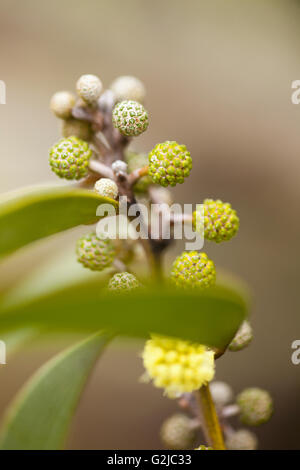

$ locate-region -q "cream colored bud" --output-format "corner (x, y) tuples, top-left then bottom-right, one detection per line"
(50, 91), (75, 119)
(76, 74), (103, 104)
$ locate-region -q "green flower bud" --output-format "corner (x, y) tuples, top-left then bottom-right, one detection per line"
(160, 414), (197, 450)
(112, 100), (149, 137)
(62, 118), (92, 141)
(76, 74), (103, 104)
(171, 251), (216, 289)
(210, 381), (234, 407)
(49, 137), (92, 180)
(193, 199), (239, 243)
(226, 429), (258, 450)
(50, 91), (75, 119)
(148, 141), (192, 187)
(94, 178), (118, 200)
(108, 272), (140, 292)
(76, 232), (115, 271)
(229, 321), (253, 352)
(237, 388), (273, 426)
(110, 76), (146, 104)
(126, 150), (152, 193)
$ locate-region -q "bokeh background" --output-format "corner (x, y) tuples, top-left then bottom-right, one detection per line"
(0, 0), (300, 449)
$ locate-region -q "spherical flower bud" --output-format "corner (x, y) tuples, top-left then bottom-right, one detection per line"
(148, 141), (192, 187)
(94, 178), (118, 200)
(76, 74), (103, 104)
(126, 151), (152, 193)
(110, 75), (146, 104)
(76, 232), (115, 271)
(50, 91), (75, 119)
(226, 429), (258, 450)
(111, 160), (128, 174)
(237, 388), (273, 426)
(171, 251), (216, 290)
(112, 100), (149, 137)
(193, 199), (239, 243)
(49, 137), (92, 180)
(108, 272), (140, 292)
(160, 414), (196, 450)
(142, 335), (215, 397)
(229, 321), (253, 352)
(195, 445), (213, 450)
(62, 118), (92, 141)
(210, 381), (234, 407)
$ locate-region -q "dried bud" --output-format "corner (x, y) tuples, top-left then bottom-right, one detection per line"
(112, 160), (128, 174)
(210, 381), (234, 407)
(94, 178), (118, 200)
(50, 91), (75, 119)
(237, 388), (273, 426)
(110, 75), (146, 103)
(160, 414), (196, 450)
(76, 74), (103, 104)
(226, 429), (258, 450)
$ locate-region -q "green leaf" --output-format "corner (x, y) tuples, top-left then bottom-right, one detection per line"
(0, 332), (110, 450)
(0, 274), (248, 349)
(0, 185), (118, 259)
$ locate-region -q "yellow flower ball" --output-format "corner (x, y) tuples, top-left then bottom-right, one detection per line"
(142, 335), (215, 397)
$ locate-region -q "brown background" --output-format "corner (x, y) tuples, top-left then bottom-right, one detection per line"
(0, 0), (299, 449)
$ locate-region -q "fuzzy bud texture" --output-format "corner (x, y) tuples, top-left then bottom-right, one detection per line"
(110, 75), (146, 104)
(76, 74), (103, 104)
(94, 178), (118, 200)
(237, 388), (273, 426)
(210, 381), (234, 407)
(193, 199), (239, 243)
(142, 335), (215, 397)
(62, 118), (92, 141)
(148, 141), (192, 187)
(108, 272), (140, 292)
(160, 414), (196, 450)
(49, 137), (92, 180)
(76, 232), (115, 271)
(112, 100), (148, 137)
(111, 160), (128, 174)
(50, 91), (75, 119)
(229, 321), (253, 352)
(171, 251), (216, 289)
(226, 429), (258, 450)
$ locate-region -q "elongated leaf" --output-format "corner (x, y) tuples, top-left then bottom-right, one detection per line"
(0, 332), (110, 450)
(0, 274), (248, 349)
(0, 185), (118, 258)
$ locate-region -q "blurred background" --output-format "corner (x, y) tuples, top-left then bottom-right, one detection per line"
(0, 0), (299, 449)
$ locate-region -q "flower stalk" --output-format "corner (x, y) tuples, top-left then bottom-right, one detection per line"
(195, 384), (226, 450)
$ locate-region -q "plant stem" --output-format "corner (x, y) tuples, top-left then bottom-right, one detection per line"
(195, 384), (226, 450)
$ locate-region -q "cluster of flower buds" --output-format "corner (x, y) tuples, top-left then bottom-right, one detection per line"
(49, 73), (266, 451)
(159, 381), (273, 450)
